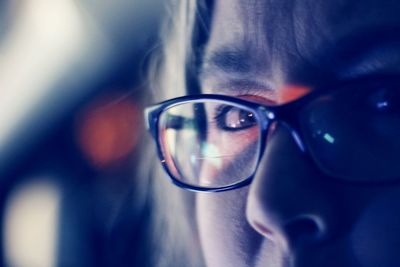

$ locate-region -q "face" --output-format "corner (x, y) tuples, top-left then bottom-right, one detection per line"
(196, 0), (400, 266)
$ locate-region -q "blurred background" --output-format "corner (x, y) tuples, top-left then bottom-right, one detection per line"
(0, 0), (163, 266)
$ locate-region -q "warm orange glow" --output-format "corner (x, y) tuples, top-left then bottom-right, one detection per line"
(238, 85), (311, 106)
(278, 85), (311, 104)
(76, 94), (142, 168)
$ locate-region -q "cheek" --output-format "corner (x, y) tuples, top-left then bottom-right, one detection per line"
(199, 128), (260, 186)
(196, 188), (262, 267)
(351, 189), (400, 267)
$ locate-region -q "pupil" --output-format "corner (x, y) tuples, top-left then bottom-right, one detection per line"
(226, 109), (255, 129)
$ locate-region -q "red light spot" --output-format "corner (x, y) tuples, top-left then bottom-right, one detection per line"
(76, 94), (142, 168)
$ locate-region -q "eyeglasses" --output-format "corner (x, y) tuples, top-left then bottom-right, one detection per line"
(145, 76), (400, 192)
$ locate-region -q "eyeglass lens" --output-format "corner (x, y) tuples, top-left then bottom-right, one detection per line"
(158, 101), (262, 188)
(300, 83), (400, 182)
(157, 82), (400, 188)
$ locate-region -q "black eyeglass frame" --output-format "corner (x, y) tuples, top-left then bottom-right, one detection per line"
(145, 75), (400, 192)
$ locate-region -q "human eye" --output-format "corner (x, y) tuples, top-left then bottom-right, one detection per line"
(213, 104), (257, 131)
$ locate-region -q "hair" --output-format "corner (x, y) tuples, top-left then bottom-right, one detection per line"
(138, 0), (214, 266)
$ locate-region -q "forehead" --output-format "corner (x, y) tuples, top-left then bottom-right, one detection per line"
(202, 0), (400, 89)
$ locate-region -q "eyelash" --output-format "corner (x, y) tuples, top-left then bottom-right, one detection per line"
(212, 103), (257, 132)
(213, 104), (231, 130)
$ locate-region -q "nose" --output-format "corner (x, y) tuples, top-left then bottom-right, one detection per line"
(246, 122), (339, 250)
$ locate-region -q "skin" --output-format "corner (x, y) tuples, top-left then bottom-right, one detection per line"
(195, 0), (400, 266)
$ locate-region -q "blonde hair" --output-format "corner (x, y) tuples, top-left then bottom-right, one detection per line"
(141, 0), (213, 266)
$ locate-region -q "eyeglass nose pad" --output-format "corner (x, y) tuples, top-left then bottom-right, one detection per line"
(266, 121), (306, 153)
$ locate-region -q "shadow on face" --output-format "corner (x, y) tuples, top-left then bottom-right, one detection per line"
(196, 0), (400, 267)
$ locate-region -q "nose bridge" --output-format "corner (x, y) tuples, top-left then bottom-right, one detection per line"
(246, 121), (337, 248)
(263, 109), (306, 153)
(260, 83), (311, 153)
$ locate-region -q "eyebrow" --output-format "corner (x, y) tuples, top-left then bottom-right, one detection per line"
(202, 46), (253, 75)
(199, 45), (274, 94)
(341, 27), (400, 50)
(209, 78), (274, 95)
(200, 43), (272, 81)
(317, 26), (400, 75)
(200, 26), (400, 91)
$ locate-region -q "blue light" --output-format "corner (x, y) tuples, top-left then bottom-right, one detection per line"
(323, 133), (335, 144)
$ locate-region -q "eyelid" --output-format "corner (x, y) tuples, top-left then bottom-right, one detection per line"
(237, 93), (278, 106)
(236, 85), (312, 105)
(202, 78), (276, 98)
(204, 82), (311, 105)
(213, 104), (257, 132)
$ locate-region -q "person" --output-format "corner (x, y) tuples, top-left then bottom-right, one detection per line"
(145, 0), (400, 266)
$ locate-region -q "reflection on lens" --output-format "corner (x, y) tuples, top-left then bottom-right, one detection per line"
(301, 83), (400, 182)
(158, 100), (261, 188)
